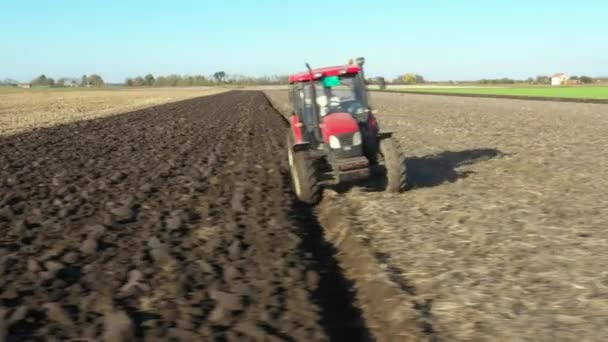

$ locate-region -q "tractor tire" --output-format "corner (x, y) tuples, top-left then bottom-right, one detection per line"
(380, 137), (407, 192)
(287, 133), (321, 204)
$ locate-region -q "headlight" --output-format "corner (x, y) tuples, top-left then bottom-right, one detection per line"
(352, 131), (362, 146)
(329, 135), (341, 149)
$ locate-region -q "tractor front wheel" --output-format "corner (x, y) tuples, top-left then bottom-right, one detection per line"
(379, 137), (407, 192)
(287, 135), (321, 204)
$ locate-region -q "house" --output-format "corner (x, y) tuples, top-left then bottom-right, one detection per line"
(551, 73), (568, 86)
(65, 78), (80, 87)
(17, 83), (31, 89)
(58, 78), (80, 87)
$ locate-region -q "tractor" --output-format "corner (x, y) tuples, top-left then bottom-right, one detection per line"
(286, 57), (407, 204)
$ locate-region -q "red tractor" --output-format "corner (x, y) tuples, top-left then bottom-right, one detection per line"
(287, 57), (407, 204)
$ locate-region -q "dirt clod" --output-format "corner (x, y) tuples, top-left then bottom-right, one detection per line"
(103, 310), (134, 342)
(210, 290), (243, 311)
(109, 205), (136, 223)
(80, 238), (98, 255)
(43, 303), (74, 327)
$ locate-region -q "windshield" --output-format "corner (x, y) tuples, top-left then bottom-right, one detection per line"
(319, 76), (357, 102)
(302, 74), (367, 117)
(315, 76), (360, 103)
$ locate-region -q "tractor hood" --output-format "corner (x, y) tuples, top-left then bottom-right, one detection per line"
(321, 112), (359, 142)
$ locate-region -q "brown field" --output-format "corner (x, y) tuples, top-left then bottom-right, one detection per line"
(1, 88), (607, 340)
(265, 90), (608, 341)
(0, 87), (226, 136)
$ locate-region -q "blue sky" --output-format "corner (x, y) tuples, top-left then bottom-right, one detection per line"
(1, 0), (606, 82)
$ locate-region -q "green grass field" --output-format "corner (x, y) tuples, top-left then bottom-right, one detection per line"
(392, 86), (608, 99)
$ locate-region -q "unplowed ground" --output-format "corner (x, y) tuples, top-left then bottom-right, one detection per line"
(0, 87), (226, 136)
(265, 90), (608, 341)
(0, 91), (371, 341)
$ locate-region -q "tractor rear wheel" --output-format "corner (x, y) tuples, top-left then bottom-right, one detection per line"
(287, 134), (321, 204)
(379, 137), (407, 192)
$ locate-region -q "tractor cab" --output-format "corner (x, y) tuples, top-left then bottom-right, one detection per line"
(286, 57), (407, 204)
(288, 63), (371, 148)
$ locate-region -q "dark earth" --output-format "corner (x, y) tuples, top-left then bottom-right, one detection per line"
(0, 91), (372, 341)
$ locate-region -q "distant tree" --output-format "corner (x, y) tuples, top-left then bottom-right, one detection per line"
(213, 71), (226, 83)
(144, 73), (155, 86)
(31, 74), (55, 87)
(535, 75), (550, 84)
(133, 76), (145, 87)
(402, 73), (416, 84)
(477, 78), (516, 85)
(579, 75), (593, 83)
(81, 74), (88, 87)
(192, 74), (211, 86)
(57, 78), (66, 87)
(1, 78), (18, 86)
(31, 74), (47, 86)
(394, 73), (424, 84)
(87, 74), (104, 87)
(526, 77), (534, 83)
(177, 76), (193, 87)
(569, 75), (579, 81)
(163, 75), (181, 87)
(125, 78), (134, 87)
(154, 76), (167, 87)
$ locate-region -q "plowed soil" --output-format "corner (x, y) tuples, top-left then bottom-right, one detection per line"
(0, 91), (371, 341)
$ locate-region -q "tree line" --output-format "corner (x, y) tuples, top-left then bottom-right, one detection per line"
(383, 73), (597, 85)
(0, 78), (19, 86)
(2, 72), (602, 88)
(478, 75), (595, 85)
(3, 74), (106, 87)
(568, 75), (594, 83)
(392, 73), (425, 84)
(125, 72), (289, 87)
(125, 74), (213, 87)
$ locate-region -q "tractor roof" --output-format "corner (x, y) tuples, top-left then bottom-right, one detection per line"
(288, 65), (361, 83)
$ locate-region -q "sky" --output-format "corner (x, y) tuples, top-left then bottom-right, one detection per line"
(1, 0), (607, 82)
